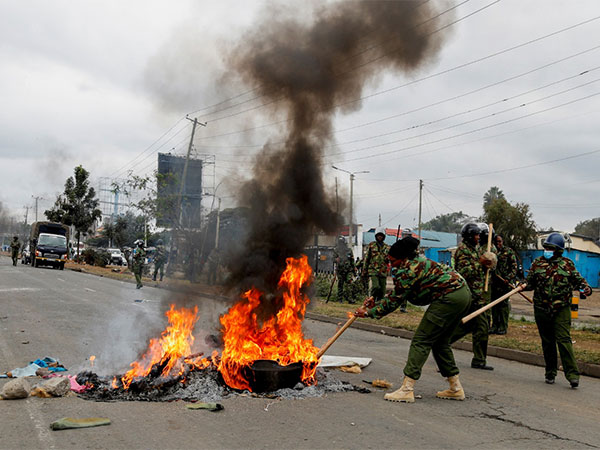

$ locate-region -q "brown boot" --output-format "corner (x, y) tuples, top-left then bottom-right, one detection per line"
(436, 375), (465, 400)
(384, 376), (415, 403)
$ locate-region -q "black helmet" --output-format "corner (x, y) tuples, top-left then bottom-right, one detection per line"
(461, 223), (480, 240)
(389, 236), (420, 259)
(543, 232), (565, 250)
(157, 239), (164, 245)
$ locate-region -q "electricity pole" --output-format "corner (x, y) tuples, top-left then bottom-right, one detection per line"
(31, 196), (43, 222)
(332, 166), (369, 256)
(418, 179), (423, 240)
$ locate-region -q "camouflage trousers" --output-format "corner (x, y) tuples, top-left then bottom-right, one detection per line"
(153, 262), (164, 281)
(534, 305), (579, 382)
(11, 251), (18, 266)
(404, 285), (471, 380)
(450, 300), (491, 366)
(491, 285), (511, 334)
(133, 265), (144, 288)
(369, 275), (387, 301)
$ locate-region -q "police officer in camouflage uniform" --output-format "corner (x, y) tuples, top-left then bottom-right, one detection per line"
(491, 234), (518, 334)
(336, 251), (355, 302)
(450, 223), (497, 370)
(362, 228), (390, 302)
(355, 237), (472, 403)
(133, 240), (146, 289)
(152, 239), (167, 282)
(10, 236), (20, 266)
(524, 232), (592, 388)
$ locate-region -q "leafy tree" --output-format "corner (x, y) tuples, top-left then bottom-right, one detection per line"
(45, 165), (102, 258)
(574, 217), (600, 239)
(482, 197), (536, 251)
(421, 211), (473, 233)
(483, 186), (505, 210)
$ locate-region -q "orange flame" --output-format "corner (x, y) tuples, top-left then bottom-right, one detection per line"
(218, 255), (318, 391)
(118, 304), (209, 389)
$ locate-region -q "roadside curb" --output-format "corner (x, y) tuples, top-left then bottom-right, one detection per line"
(305, 312), (600, 379)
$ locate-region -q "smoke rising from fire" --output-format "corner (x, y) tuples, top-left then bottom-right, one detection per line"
(223, 0), (451, 308)
(223, 0), (452, 307)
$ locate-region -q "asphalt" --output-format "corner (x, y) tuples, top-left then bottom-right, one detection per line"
(1, 255), (600, 449)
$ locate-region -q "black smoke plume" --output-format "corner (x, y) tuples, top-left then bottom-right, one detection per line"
(224, 0), (452, 313)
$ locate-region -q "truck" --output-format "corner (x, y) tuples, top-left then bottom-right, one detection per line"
(30, 221), (70, 270)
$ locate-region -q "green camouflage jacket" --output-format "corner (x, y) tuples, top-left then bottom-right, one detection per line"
(494, 246), (518, 283)
(10, 240), (20, 254)
(154, 245), (166, 264)
(454, 241), (485, 305)
(133, 248), (146, 268)
(337, 258), (355, 281)
(525, 256), (589, 312)
(364, 241), (390, 276)
(367, 256), (466, 318)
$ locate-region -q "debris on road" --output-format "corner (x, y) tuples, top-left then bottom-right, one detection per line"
(3, 357), (66, 378)
(0, 377), (31, 399)
(318, 355), (372, 368)
(41, 377), (70, 396)
(50, 417), (111, 431)
(339, 365), (362, 374)
(186, 402), (224, 411)
(363, 379), (393, 389)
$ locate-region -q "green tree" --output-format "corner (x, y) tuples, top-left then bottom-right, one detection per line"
(574, 217), (600, 239)
(483, 197), (536, 251)
(483, 186), (505, 210)
(45, 165), (102, 258)
(421, 211), (473, 233)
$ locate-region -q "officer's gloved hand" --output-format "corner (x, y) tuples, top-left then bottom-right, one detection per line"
(480, 252), (497, 269)
(581, 286), (592, 298)
(363, 297), (375, 309)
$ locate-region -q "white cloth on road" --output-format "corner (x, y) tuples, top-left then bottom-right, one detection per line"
(318, 355), (372, 368)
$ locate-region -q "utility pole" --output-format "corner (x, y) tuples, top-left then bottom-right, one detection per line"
(215, 197), (221, 249)
(31, 196), (42, 222)
(332, 166), (369, 256)
(378, 214), (381, 227)
(23, 206), (29, 226)
(418, 179), (423, 240)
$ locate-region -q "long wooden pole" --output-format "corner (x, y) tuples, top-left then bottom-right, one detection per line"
(462, 285), (524, 324)
(316, 315), (357, 359)
(483, 223), (493, 292)
(496, 274), (533, 304)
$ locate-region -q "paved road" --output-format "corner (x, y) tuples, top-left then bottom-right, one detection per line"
(1, 255), (599, 449)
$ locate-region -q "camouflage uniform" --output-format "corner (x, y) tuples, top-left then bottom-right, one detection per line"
(133, 247), (146, 289)
(450, 241), (491, 367)
(491, 246), (518, 334)
(206, 248), (220, 285)
(363, 240), (390, 301)
(525, 255), (590, 383)
(10, 238), (20, 266)
(336, 255), (355, 302)
(367, 256), (471, 380)
(152, 244), (167, 281)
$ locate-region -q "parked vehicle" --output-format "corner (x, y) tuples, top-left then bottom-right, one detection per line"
(21, 245), (31, 265)
(107, 248), (127, 266)
(30, 221), (69, 270)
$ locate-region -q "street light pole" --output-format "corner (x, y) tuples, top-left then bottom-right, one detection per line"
(332, 166), (369, 256)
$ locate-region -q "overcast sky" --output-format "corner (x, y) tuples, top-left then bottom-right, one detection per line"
(2, 0), (599, 234)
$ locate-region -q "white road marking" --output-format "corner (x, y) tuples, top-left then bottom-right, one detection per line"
(56, 278), (65, 282)
(84, 287), (96, 292)
(0, 287), (41, 292)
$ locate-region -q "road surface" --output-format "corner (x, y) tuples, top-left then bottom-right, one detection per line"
(1, 256), (599, 449)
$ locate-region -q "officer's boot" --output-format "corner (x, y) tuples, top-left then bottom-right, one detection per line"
(436, 375), (465, 400)
(384, 376), (415, 403)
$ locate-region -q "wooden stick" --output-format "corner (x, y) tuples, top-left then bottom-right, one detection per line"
(316, 315), (357, 359)
(325, 272), (337, 303)
(483, 223), (493, 292)
(462, 284), (524, 324)
(496, 274), (533, 304)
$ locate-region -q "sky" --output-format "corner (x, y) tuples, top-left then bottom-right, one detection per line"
(1, 0), (600, 235)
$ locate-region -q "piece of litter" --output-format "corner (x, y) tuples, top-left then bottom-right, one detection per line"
(186, 402), (224, 411)
(50, 417), (111, 430)
(363, 379), (392, 389)
(340, 365), (361, 374)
